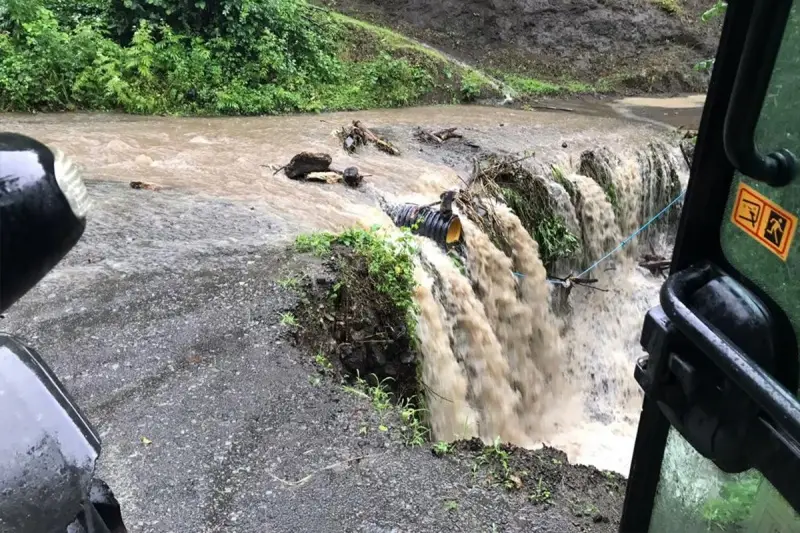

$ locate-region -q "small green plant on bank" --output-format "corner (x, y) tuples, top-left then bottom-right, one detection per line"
(432, 441), (452, 456)
(343, 373), (429, 446)
(448, 250), (467, 276)
(343, 373), (393, 413)
(399, 397), (429, 446)
(653, 0), (682, 15)
(603, 181), (619, 212)
(460, 70), (487, 102)
(295, 232), (335, 257)
(277, 275), (300, 289)
(314, 352), (334, 373)
(529, 477), (552, 504)
(279, 312), (298, 326)
(574, 502), (600, 518)
(694, 1), (727, 71)
(443, 499), (459, 512)
(474, 437), (521, 490)
(535, 216), (581, 267)
(501, 186), (581, 267)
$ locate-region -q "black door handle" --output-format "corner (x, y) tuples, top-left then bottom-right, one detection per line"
(661, 264), (800, 446)
(723, 0), (796, 186)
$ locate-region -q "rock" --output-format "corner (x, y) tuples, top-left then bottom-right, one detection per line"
(284, 152), (332, 180)
(343, 167), (362, 188)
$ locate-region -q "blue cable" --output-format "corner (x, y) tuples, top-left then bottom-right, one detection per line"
(513, 189), (686, 280)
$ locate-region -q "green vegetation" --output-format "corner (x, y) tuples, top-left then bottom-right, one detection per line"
(398, 397), (429, 446)
(533, 216), (582, 267)
(277, 275), (300, 289)
(295, 226), (418, 334)
(473, 437), (522, 491)
(551, 165), (576, 202)
(702, 472), (760, 530)
(443, 500), (459, 512)
(701, 0), (727, 22)
(501, 185), (581, 268)
(0, 0), (495, 114)
(344, 373), (429, 446)
(695, 0), (727, 71)
(529, 477), (552, 504)
(335, 226), (419, 337)
(314, 352), (334, 373)
(295, 232), (335, 256)
(432, 441), (453, 456)
(279, 312), (298, 326)
(652, 0), (682, 15)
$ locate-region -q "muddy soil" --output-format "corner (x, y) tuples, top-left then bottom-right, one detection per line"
(320, 0), (721, 93)
(295, 244), (419, 397)
(455, 440), (627, 533)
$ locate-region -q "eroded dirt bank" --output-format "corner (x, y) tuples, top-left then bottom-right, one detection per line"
(319, 0), (721, 93)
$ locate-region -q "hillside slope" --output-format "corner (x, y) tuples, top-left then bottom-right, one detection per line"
(321, 0), (722, 93)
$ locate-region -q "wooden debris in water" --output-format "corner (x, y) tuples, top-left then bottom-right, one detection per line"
(130, 181), (162, 191)
(337, 120), (399, 155)
(415, 127), (463, 144)
(306, 171), (343, 184)
(639, 253), (670, 275)
(284, 152), (333, 180)
(456, 153), (544, 256)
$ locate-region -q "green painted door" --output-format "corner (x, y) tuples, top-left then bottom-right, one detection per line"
(647, 5), (800, 531)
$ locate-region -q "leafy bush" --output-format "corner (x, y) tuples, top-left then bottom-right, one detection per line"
(460, 70), (485, 102)
(0, 0), (488, 114)
(336, 226), (419, 332)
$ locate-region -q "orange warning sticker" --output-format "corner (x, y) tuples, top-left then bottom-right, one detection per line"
(731, 182), (798, 261)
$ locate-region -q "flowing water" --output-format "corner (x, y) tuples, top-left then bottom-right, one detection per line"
(2, 102), (691, 475)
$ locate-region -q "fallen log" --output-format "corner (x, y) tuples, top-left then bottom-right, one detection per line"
(306, 171), (343, 184)
(415, 129), (443, 144)
(285, 152), (332, 180)
(640, 259), (671, 275)
(130, 181), (162, 191)
(415, 127), (463, 144)
(338, 121), (400, 155)
(432, 127), (463, 140)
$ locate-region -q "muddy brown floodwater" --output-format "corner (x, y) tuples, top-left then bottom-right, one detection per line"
(2, 99), (701, 233)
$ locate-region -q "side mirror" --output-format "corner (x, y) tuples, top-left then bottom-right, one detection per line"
(0, 132), (90, 313)
(0, 334), (101, 531)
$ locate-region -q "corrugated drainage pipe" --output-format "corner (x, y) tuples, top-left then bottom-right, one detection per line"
(391, 204), (462, 245)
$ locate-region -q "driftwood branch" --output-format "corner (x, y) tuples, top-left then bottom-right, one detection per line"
(338, 121), (399, 155)
(415, 127), (463, 144)
(639, 259), (671, 275)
